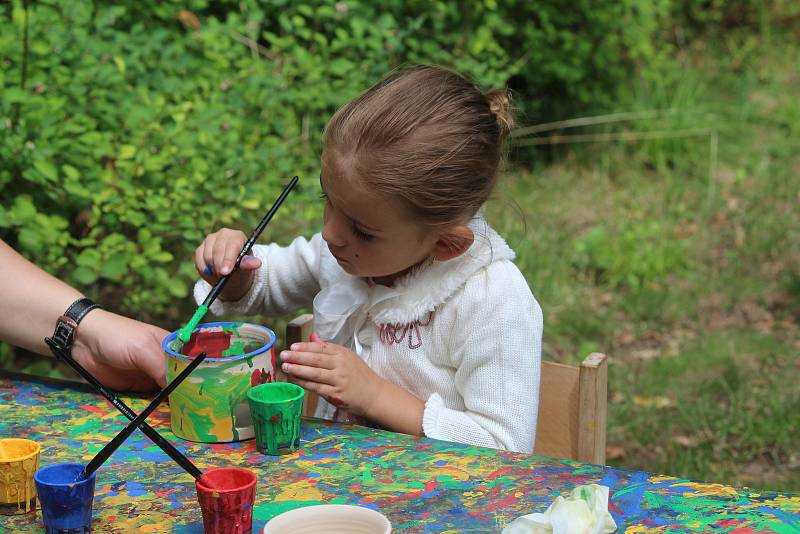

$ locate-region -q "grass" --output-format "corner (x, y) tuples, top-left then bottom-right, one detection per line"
(487, 29), (799, 491)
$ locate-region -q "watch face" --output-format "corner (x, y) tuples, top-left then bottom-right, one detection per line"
(50, 316), (79, 351)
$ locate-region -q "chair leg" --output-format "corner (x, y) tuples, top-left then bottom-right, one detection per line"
(577, 352), (608, 464)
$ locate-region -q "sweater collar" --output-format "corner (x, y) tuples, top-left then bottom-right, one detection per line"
(368, 216), (515, 325)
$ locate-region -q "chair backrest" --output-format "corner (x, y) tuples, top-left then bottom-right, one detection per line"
(283, 314), (320, 417)
(535, 353), (608, 464)
(282, 314), (607, 464)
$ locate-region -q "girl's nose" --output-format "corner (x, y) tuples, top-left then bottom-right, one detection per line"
(321, 214), (347, 248)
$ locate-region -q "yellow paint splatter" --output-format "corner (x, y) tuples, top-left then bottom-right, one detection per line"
(274, 478), (326, 501)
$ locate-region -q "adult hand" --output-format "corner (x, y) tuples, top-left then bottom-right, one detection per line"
(194, 228), (261, 302)
(279, 332), (382, 416)
(71, 309), (169, 392)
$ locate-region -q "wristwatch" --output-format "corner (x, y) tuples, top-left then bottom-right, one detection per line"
(49, 297), (102, 354)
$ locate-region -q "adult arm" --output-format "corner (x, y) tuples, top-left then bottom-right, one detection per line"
(0, 239), (167, 391)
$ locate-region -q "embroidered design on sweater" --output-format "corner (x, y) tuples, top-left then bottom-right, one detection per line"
(378, 312), (434, 349)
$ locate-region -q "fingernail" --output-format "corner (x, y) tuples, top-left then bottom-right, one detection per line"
(290, 343), (299, 351)
(220, 265), (230, 275)
(280, 351), (289, 359)
(282, 363), (290, 372)
(204, 263), (214, 275)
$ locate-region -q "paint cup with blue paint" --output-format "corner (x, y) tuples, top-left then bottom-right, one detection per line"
(247, 382), (304, 456)
(163, 322), (277, 443)
(34, 463), (96, 533)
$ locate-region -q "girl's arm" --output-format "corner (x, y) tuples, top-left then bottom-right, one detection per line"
(364, 377), (425, 436)
(194, 234), (324, 317)
(421, 263), (543, 453)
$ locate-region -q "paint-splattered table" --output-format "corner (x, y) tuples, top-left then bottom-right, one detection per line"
(1, 373), (798, 533)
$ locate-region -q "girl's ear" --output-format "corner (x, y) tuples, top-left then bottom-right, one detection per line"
(431, 225), (474, 262)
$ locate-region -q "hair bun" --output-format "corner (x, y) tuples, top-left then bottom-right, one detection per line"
(486, 89), (514, 140)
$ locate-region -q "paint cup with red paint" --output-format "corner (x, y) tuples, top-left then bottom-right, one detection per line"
(196, 467), (257, 534)
(162, 321), (277, 443)
(33, 463), (96, 533)
(247, 382), (304, 456)
(0, 438), (41, 515)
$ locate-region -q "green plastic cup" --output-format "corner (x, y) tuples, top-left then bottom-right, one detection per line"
(246, 383), (304, 455)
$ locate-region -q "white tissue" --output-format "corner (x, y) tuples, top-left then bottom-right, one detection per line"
(501, 484), (617, 534)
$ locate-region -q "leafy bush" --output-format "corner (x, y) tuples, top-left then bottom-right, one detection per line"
(670, 0), (800, 37)
(572, 221), (688, 290)
(0, 0), (670, 325)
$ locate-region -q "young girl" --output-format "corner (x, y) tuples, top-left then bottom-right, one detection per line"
(193, 65), (542, 453)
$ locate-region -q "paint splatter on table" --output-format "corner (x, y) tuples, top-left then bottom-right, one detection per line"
(1, 373), (798, 533)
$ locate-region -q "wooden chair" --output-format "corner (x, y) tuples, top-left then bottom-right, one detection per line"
(536, 353), (608, 464)
(282, 314), (608, 464)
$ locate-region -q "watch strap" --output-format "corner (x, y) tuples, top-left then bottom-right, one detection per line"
(50, 297), (102, 354)
(64, 297), (101, 325)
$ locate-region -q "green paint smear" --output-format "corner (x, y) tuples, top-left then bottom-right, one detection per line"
(221, 341), (249, 357)
(222, 323), (243, 335)
(253, 498), (348, 522)
(220, 342), (261, 357)
(249, 383), (304, 403)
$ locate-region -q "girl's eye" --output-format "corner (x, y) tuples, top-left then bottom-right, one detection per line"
(352, 225), (374, 241)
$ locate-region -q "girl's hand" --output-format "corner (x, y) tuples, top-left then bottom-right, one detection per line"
(280, 332), (383, 416)
(194, 228), (261, 301)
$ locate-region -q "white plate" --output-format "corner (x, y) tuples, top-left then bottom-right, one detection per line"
(262, 504), (391, 534)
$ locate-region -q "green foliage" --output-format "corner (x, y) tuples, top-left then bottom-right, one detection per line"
(572, 221), (688, 290)
(670, 0), (800, 37)
(0, 0), (669, 320)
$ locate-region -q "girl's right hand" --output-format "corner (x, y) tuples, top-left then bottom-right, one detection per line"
(194, 228), (262, 302)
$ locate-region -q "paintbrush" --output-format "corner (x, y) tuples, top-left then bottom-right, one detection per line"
(75, 351), (208, 482)
(44, 337), (203, 481)
(171, 175), (299, 352)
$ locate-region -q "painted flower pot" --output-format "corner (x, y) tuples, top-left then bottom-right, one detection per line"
(163, 322), (277, 443)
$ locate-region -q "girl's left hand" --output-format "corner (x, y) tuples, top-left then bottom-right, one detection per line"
(279, 332), (382, 416)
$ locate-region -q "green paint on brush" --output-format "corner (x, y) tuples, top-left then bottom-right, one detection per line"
(175, 305), (209, 347)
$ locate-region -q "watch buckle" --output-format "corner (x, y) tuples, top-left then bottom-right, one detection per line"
(51, 315), (79, 351)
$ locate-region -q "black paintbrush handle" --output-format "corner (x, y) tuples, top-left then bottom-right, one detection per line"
(79, 352), (207, 480)
(203, 175), (299, 306)
(44, 337), (202, 480)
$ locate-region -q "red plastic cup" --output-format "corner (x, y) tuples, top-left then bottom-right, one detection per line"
(196, 467), (257, 534)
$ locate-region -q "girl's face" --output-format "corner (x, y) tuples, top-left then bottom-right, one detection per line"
(320, 153), (440, 285)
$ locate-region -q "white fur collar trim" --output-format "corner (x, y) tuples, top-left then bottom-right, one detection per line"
(369, 216), (515, 325)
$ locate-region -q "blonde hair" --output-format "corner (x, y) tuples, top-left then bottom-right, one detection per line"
(323, 65), (514, 228)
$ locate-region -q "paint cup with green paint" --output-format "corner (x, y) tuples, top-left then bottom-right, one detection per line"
(162, 322), (277, 443)
(247, 382), (304, 455)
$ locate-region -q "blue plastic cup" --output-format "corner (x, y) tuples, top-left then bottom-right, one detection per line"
(34, 463), (96, 533)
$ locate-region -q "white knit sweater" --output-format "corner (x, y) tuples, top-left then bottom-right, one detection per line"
(194, 218), (542, 453)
